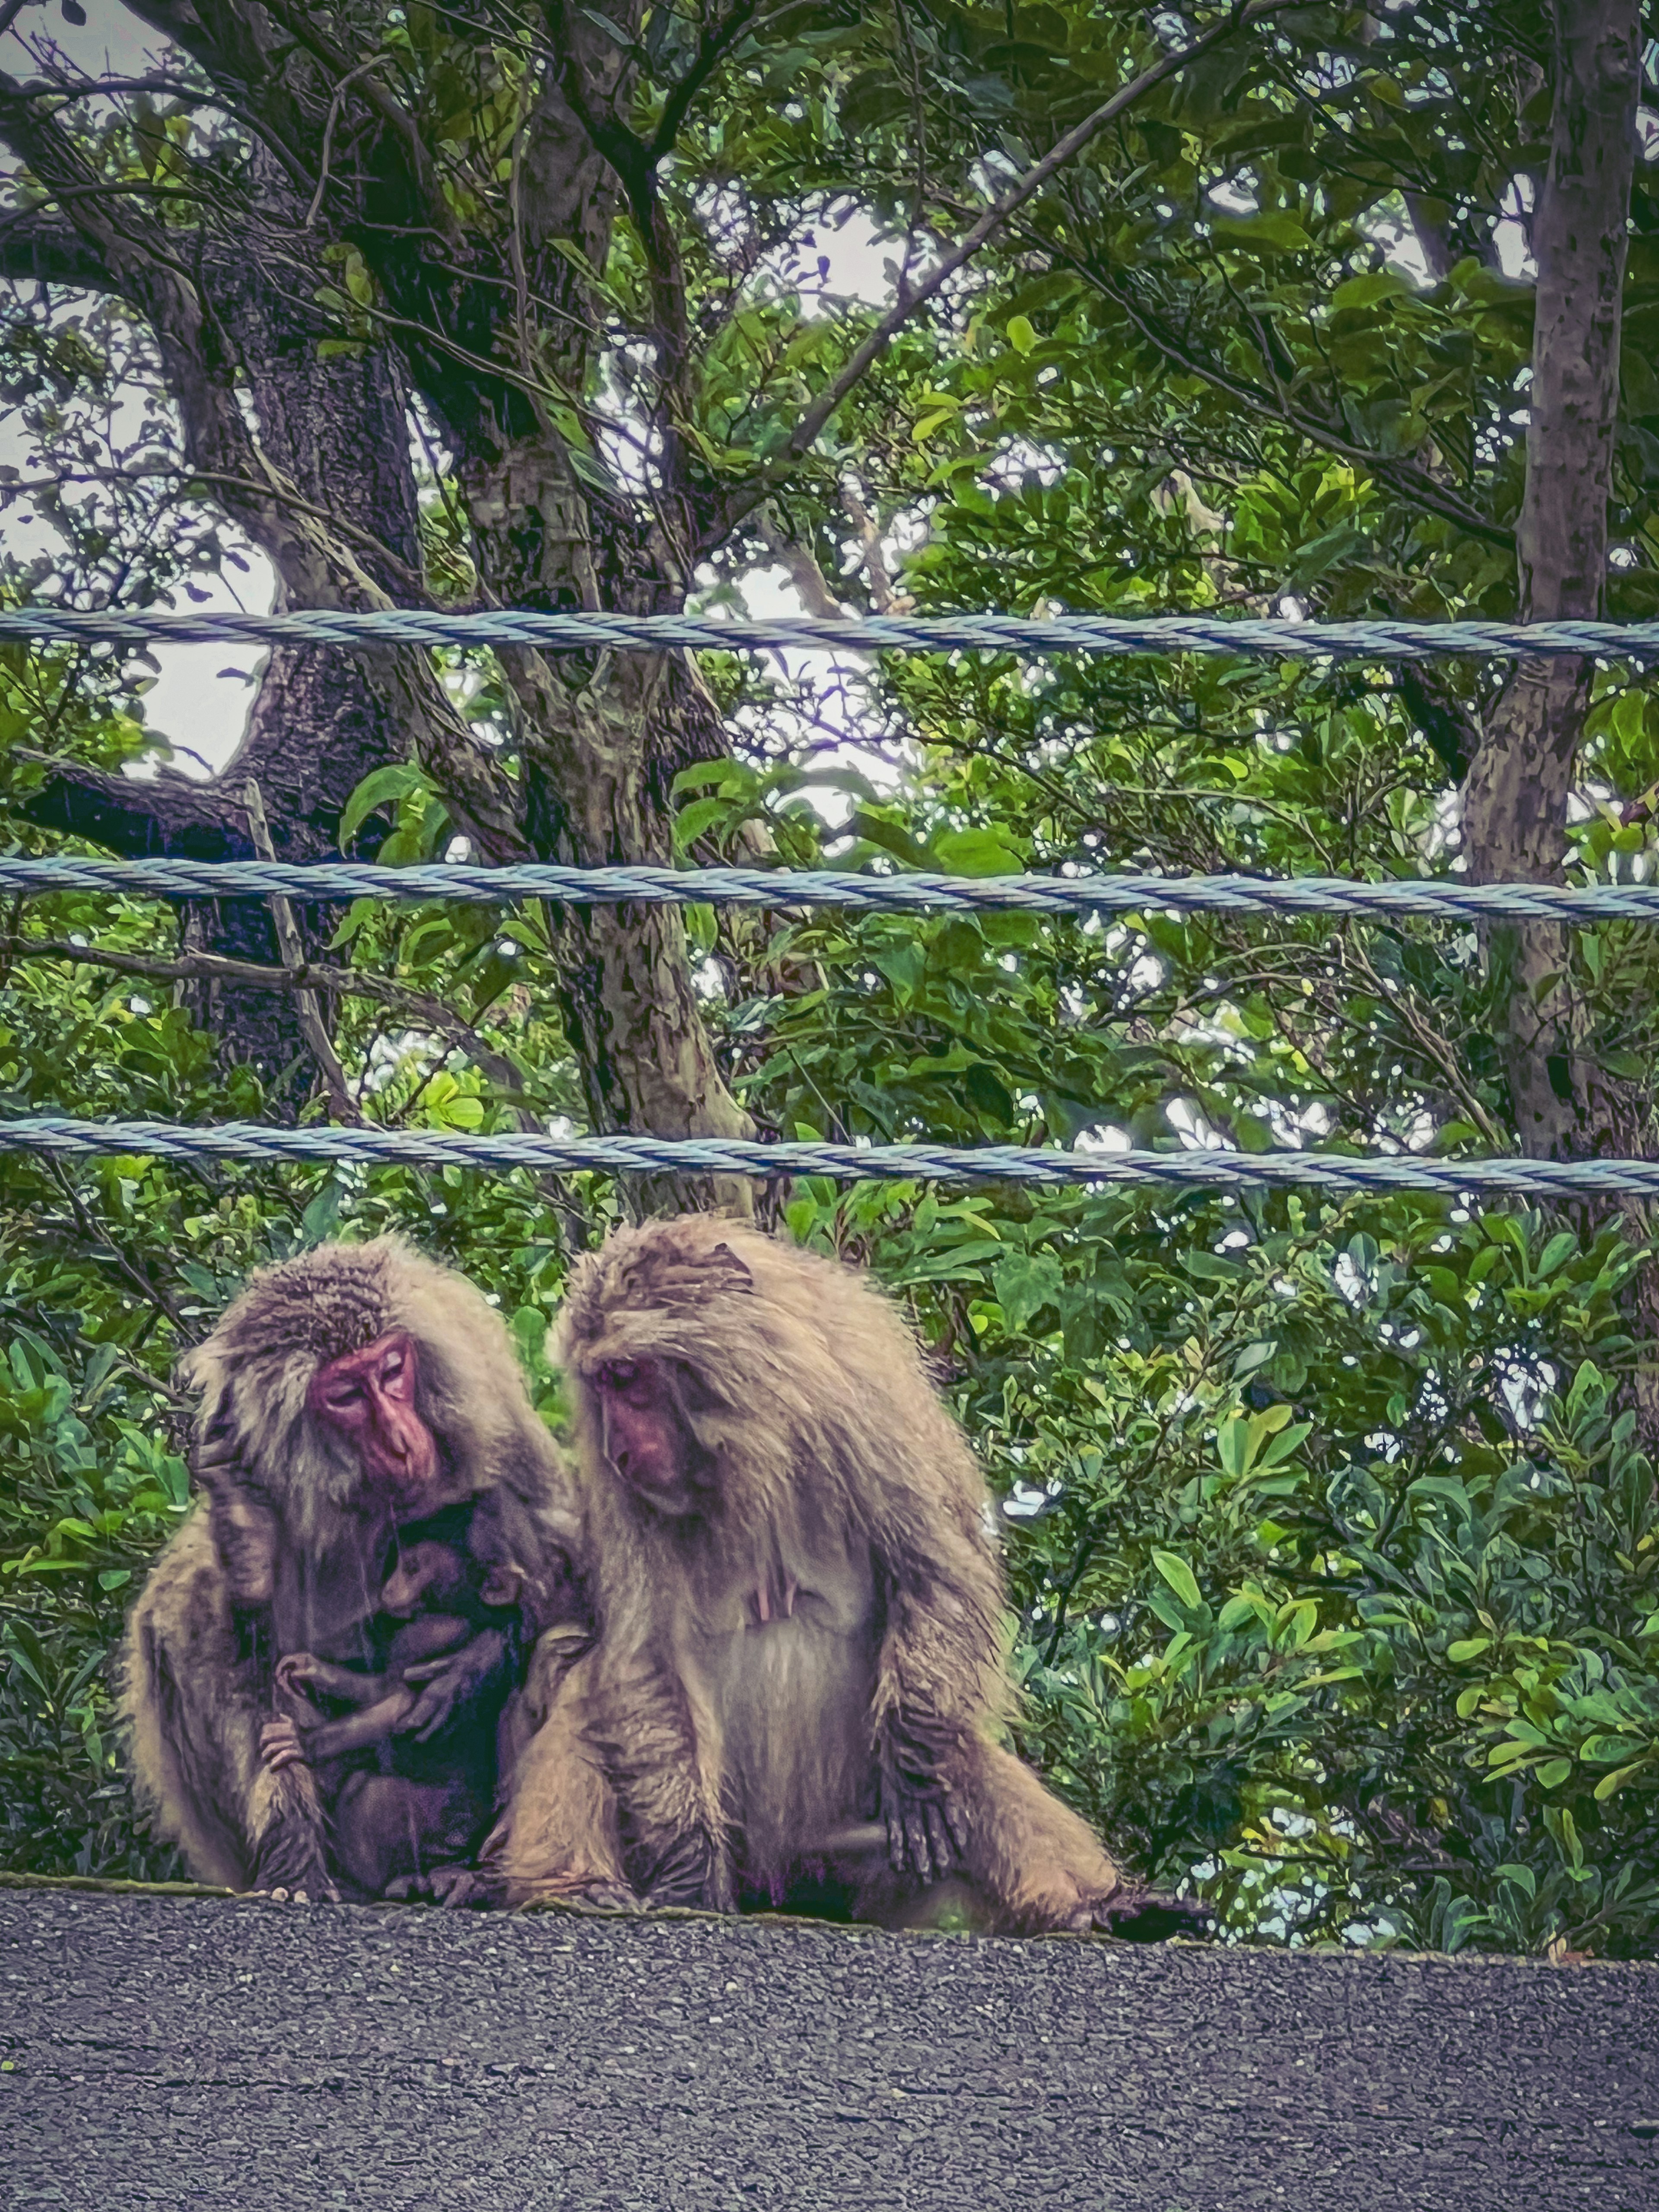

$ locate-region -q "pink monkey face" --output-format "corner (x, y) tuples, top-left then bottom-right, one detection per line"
(307, 1331), (439, 1497)
(592, 1357), (700, 1515)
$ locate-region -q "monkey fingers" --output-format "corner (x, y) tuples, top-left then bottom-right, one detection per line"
(879, 1764), (964, 1882)
(642, 1825), (734, 1912)
(400, 1630), (509, 1741)
(259, 1716), (309, 1773)
(1080, 1887), (1215, 1942)
(887, 1794), (960, 1883)
(277, 1651), (381, 1707)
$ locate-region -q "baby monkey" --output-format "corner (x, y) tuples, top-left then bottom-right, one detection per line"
(261, 1501), (526, 1900)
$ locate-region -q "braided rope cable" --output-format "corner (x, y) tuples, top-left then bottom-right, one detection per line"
(7, 856), (1659, 921)
(3, 1117), (1659, 1195)
(4, 607), (1659, 659)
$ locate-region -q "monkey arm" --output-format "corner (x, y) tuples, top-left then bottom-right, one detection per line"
(586, 1640), (734, 1910)
(396, 1624), (515, 1742)
(123, 1505), (337, 1898)
(276, 1652), (393, 1709)
(868, 1554), (1005, 1883)
(299, 1688), (419, 1760)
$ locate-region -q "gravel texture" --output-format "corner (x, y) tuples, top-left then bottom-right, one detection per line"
(2, 1887), (1657, 2210)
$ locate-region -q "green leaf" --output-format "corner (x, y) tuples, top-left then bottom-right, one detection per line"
(1536, 1231), (1578, 1279)
(1491, 1862), (1536, 1899)
(1006, 315), (1037, 354)
(1593, 1761), (1648, 1801)
(930, 827), (1024, 876)
(992, 1252), (1064, 1332)
(339, 763), (432, 852)
(1151, 1550), (1202, 1611)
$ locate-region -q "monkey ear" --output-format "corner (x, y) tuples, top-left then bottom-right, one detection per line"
(706, 1243), (754, 1296)
(480, 1562), (525, 1608)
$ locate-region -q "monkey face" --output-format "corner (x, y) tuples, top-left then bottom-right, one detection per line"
(381, 1537), (462, 1618)
(307, 1330), (439, 1498)
(591, 1356), (703, 1518)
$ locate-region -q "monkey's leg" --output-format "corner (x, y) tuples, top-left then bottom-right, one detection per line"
(480, 1636), (639, 1912)
(589, 1652), (736, 1910)
(330, 1773), (470, 1898)
(121, 1507), (334, 1897)
(939, 1739), (1204, 1938)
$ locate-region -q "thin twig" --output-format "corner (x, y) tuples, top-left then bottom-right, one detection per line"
(242, 781), (360, 1123)
(304, 55), (389, 229)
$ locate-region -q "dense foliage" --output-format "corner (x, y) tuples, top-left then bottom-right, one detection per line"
(2, 2), (1659, 1955)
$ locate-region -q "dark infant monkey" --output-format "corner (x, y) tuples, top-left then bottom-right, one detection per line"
(122, 1237), (622, 1905)
(542, 1215), (1204, 1939)
(261, 1498), (530, 1899)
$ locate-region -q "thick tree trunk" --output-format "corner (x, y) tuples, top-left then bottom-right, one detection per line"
(458, 443), (757, 1217)
(18, 216), (430, 1113)
(1463, 0), (1640, 1141)
(1459, 0), (1655, 1420)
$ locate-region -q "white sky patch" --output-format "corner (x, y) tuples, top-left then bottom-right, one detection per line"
(768, 203), (903, 318)
(695, 558), (902, 828)
(1494, 177), (1535, 282)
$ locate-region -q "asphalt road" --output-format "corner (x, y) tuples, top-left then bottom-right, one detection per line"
(2, 1888), (1657, 2212)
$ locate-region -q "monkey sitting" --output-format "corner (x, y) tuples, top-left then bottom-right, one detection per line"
(260, 1500), (529, 1901)
(527, 1215), (1205, 1939)
(124, 1238), (620, 1910)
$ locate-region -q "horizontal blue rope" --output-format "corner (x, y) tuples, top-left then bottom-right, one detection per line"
(3, 1117), (1657, 1196)
(5, 607), (1659, 661)
(8, 856), (1659, 922)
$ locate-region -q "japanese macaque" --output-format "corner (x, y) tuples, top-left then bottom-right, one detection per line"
(121, 1237), (622, 1905)
(550, 1216), (1199, 1938)
(260, 1502), (528, 1899)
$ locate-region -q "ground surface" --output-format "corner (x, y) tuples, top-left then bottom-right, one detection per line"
(2, 1887), (1657, 2211)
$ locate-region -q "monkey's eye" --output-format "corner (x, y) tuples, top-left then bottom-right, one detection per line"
(602, 1360), (639, 1390)
(324, 1381), (364, 1408)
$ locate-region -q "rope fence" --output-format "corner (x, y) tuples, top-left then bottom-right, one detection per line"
(5, 855), (1659, 919)
(3, 1118), (1659, 1198)
(8, 601), (1659, 1198)
(6, 607), (1659, 661)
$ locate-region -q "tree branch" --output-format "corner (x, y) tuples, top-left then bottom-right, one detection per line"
(0, 212), (113, 288)
(1450, 3), (1659, 1432)
(10, 932), (526, 1095)
(1021, 244), (1515, 549)
(647, 0), (761, 162)
(714, 0), (1296, 540)
(241, 776), (359, 1122)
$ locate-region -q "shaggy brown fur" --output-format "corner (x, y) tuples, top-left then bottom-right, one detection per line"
(528, 1214), (1182, 1936)
(121, 1237), (608, 1900)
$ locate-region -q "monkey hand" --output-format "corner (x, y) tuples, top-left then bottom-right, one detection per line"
(274, 1651), (321, 1696)
(642, 1825), (735, 1913)
(398, 1627), (509, 1742)
(878, 1765), (963, 1884)
(259, 1716), (310, 1773)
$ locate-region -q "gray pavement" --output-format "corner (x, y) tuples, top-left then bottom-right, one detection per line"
(1, 1887), (1656, 2211)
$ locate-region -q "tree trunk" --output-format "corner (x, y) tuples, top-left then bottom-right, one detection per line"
(1459, 0), (1655, 1420)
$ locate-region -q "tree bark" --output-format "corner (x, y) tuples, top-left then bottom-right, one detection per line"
(1458, 1), (1655, 1420)
(0, 13), (754, 1201)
